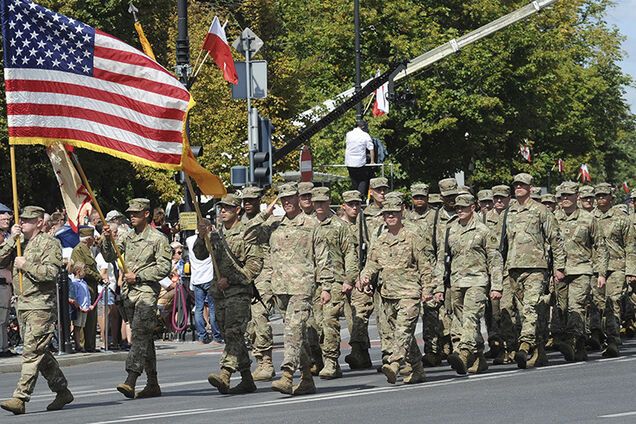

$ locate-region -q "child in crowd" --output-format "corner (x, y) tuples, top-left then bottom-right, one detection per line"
(68, 262), (92, 353)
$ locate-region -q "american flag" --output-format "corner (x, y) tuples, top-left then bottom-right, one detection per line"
(2, 0), (191, 169)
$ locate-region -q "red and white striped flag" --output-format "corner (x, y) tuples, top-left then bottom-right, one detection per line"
(519, 144), (532, 163)
(2, 0), (226, 195)
(202, 16), (238, 85)
(578, 164), (591, 183)
(622, 181), (630, 194)
(372, 70), (389, 117)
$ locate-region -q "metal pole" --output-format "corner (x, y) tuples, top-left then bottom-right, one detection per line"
(245, 35), (254, 183)
(354, 0), (362, 121)
(103, 285), (109, 352)
(176, 0), (193, 213)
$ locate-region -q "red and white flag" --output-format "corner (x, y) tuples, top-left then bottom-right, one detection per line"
(557, 159), (565, 174)
(578, 164), (591, 183)
(202, 16), (238, 85)
(519, 144), (532, 163)
(46, 144), (91, 232)
(622, 181), (630, 194)
(372, 70), (389, 117)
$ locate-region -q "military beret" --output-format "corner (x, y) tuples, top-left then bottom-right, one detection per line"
(126, 198), (150, 212)
(382, 198), (403, 213)
(78, 226), (95, 237)
(311, 187), (330, 202)
(438, 178), (459, 197)
(541, 194), (557, 204)
(218, 193), (241, 207)
(428, 194), (442, 204)
(455, 194), (475, 208)
(298, 182), (314, 195)
(342, 190), (362, 203)
(513, 173), (533, 186)
(492, 185), (511, 198)
(241, 186), (263, 199)
(370, 177), (389, 189)
(578, 185), (595, 198)
(477, 190), (493, 202)
(20, 205), (45, 219)
(594, 183), (613, 195)
(410, 183), (429, 197)
(0, 203), (11, 214)
(559, 181), (579, 195)
(278, 182), (298, 198)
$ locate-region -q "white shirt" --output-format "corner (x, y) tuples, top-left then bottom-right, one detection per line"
(186, 234), (215, 286)
(345, 127), (374, 168)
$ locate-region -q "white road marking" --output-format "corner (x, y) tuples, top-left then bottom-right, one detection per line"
(598, 411), (636, 418)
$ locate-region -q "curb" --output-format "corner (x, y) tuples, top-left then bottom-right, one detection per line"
(0, 351), (128, 374)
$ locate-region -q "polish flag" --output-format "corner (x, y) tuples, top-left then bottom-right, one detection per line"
(372, 70), (389, 117)
(519, 144), (532, 163)
(557, 159), (564, 174)
(622, 181), (630, 194)
(578, 164), (591, 183)
(202, 16), (238, 84)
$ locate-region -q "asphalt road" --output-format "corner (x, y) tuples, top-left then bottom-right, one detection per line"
(1, 324), (635, 424)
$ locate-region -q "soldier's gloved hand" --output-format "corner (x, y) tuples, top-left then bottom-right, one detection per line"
(598, 276), (606, 288)
(10, 224), (21, 239)
(490, 290), (502, 301)
(554, 270), (565, 282)
(320, 290), (331, 305)
(433, 292), (444, 303)
(217, 277), (229, 291)
(342, 283), (353, 294)
(13, 256), (26, 270)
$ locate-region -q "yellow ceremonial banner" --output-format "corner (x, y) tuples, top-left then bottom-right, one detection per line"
(134, 21), (156, 60)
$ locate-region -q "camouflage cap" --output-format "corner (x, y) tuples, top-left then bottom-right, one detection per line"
(438, 178), (459, 197)
(126, 198), (150, 212)
(298, 182), (314, 195)
(384, 191), (405, 204)
(578, 185), (595, 198)
(455, 194), (475, 208)
(382, 198), (403, 213)
(278, 182), (298, 198)
(78, 226), (95, 237)
(477, 189), (493, 202)
(20, 205), (45, 219)
(429, 193), (442, 204)
(541, 194), (557, 204)
(342, 190), (362, 203)
(311, 187), (330, 202)
(594, 183), (613, 195)
(218, 193), (241, 207)
(559, 181), (579, 195)
(241, 186), (263, 199)
(370, 177), (389, 189)
(530, 187), (542, 200)
(105, 210), (124, 222)
(0, 202), (11, 214)
(410, 183), (429, 197)
(513, 173), (533, 185)
(492, 185), (511, 197)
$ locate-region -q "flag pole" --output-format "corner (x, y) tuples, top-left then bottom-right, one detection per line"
(9, 146), (23, 293)
(67, 152), (128, 273)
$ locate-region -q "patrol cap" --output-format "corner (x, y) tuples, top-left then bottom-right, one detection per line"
(477, 189), (493, 202)
(458, 185), (472, 196)
(455, 194), (475, 208)
(311, 187), (330, 202)
(429, 194), (442, 205)
(370, 177), (389, 189)
(578, 185), (595, 198)
(218, 193), (241, 207)
(241, 186), (263, 199)
(126, 198), (150, 212)
(438, 178), (459, 197)
(0, 202), (11, 214)
(78, 226), (95, 237)
(20, 206), (45, 219)
(278, 182), (298, 198)
(594, 183), (613, 195)
(512, 173), (533, 185)
(541, 194), (557, 204)
(381, 198), (403, 213)
(559, 181), (579, 195)
(530, 187), (542, 200)
(410, 183), (429, 197)
(384, 191), (405, 204)
(105, 210), (124, 222)
(298, 182), (314, 196)
(492, 185), (511, 198)
(342, 190), (362, 203)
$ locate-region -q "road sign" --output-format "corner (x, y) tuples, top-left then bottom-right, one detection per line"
(232, 27), (264, 57)
(232, 61), (268, 100)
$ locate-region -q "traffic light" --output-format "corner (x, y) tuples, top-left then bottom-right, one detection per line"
(251, 117), (273, 187)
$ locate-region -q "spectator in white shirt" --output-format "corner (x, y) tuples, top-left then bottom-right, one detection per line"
(345, 120), (375, 196)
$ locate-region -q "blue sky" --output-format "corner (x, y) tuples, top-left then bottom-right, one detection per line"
(607, 1), (636, 113)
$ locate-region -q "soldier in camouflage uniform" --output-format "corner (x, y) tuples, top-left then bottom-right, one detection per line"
(590, 183), (628, 357)
(500, 174), (566, 369)
(578, 185), (595, 213)
(431, 194), (503, 374)
(242, 186), (277, 381)
(203, 194), (263, 395)
(312, 188), (358, 379)
(361, 197), (431, 385)
(71, 226), (100, 352)
(340, 190), (374, 369)
(550, 182), (608, 362)
(541, 194), (557, 213)
(429, 194), (443, 210)
(477, 189), (494, 218)
(624, 201), (636, 338)
(258, 183), (333, 396)
(0, 206), (73, 415)
(101, 199), (172, 399)
(530, 187), (542, 202)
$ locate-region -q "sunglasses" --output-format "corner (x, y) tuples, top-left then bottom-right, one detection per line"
(173, 250), (183, 254)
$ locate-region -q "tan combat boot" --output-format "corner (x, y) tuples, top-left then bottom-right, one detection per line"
(381, 362), (400, 384)
(47, 388), (74, 410)
(0, 398), (25, 415)
(448, 349), (471, 375)
(292, 368), (316, 396)
(527, 344), (548, 367)
(309, 356), (324, 376)
(271, 369), (294, 395)
(229, 370), (257, 395)
(116, 371), (139, 399)
(399, 363), (413, 377)
(208, 368), (232, 394)
(252, 350), (276, 381)
(136, 373), (161, 399)
(403, 361), (426, 385)
(319, 358), (343, 380)
(468, 351), (488, 374)
(515, 342), (531, 369)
